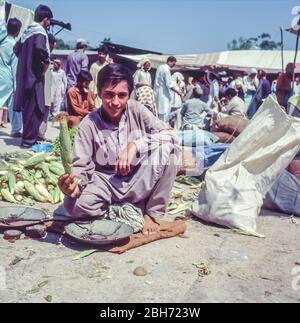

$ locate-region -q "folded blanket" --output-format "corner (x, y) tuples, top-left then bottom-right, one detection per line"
(106, 220), (187, 254)
(45, 219), (187, 254)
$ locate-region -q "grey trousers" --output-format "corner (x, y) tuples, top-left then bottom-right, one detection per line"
(64, 144), (180, 219)
(38, 107), (49, 140)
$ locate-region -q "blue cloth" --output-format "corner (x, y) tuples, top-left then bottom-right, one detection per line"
(265, 170), (300, 217)
(193, 144), (230, 167)
(32, 143), (53, 153)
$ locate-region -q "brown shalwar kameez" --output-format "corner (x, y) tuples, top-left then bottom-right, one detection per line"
(64, 99), (180, 219)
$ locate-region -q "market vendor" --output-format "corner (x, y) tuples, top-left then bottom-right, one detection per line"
(59, 63), (180, 235)
(216, 88), (246, 118)
(67, 70), (96, 128)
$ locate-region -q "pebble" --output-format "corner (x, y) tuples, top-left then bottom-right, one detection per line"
(133, 266), (148, 277)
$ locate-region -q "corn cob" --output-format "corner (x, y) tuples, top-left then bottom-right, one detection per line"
(24, 181), (47, 203)
(49, 161), (64, 170)
(15, 195), (23, 202)
(52, 187), (61, 204)
(15, 181), (25, 194)
(49, 165), (64, 177)
(24, 153), (47, 168)
(7, 165), (23, 173)
(35, 170), (43, 179)
(7, 172), (16, 195)
(41, 163), (51, 178)
(59, 119), (73, 174)
(35, 184), (53, 203)
(48, 173), (58, 186)
(1, 189), (17, 203)
(48, 184), (55, 191)
(45, 155), (58, 162)
(59, 190), (65, 203)
(0, 170), (8, 176)
(20, 169), (33, 181)
(38, 178), (46, 184)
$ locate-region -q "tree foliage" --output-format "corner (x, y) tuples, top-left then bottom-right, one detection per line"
(228, 33), (281, 50)
(55, 38), (71, 50)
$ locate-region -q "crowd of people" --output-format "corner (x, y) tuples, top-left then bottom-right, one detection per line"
(1, 4), (299, 234)
(0, 4), (297, 148)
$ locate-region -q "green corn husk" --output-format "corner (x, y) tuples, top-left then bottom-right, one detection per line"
(35, 184), (53, 203)
(1, 189), (17, 203)
(49, 161), (64, 171)
(59, 120), (73, 174)
(49, 165), (65, 177)
(20, 169), (33, 181)
(48, 173), (58, 186)
(35, 170), (43, 179)
(15, 181), (25, 194)
(48, 184), (55, 191)
(59, 190), (65, 203)
(41, 163), (51, 178)
(52, 187), (61, 204)
(38, 178), (46, 184)
(7, 172), (16, 195)
(45, 155), (58, 162)
(15, 195), (23, 202)
(24, 153), (47, 168)
(24, 181), (47, 203)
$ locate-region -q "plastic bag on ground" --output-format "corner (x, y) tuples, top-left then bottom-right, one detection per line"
(190, 96), (300, 236)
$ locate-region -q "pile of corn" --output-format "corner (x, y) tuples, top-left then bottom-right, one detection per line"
(0, 151), (65, 205)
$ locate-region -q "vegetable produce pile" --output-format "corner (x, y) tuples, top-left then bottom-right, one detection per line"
(0, 151), (65, 205)
(167, 176), (204, 215)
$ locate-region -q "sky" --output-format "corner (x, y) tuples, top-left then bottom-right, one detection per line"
(10, 0), (300, 54)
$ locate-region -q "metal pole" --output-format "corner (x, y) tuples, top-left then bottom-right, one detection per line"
(280, 26), (284, 72)
(292, 29), (300, 92)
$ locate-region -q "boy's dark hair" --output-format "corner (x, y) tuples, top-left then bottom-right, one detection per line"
(78, 70), (93, 83)
(97, 63), (133, 94)
(259, 70), (267, 78)
(167, 56), (177, 63)
(7, 18), (22, 36)
(225, 88), (237, 98)
(98, 45), (109, 55)
(34, 5), (53, 23)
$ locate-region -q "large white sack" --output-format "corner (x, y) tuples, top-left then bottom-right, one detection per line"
(190, 96), (300, 236)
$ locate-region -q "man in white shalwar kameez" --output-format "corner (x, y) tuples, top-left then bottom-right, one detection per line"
(154, 56), (182, 122)
(51, 59), (67, 116)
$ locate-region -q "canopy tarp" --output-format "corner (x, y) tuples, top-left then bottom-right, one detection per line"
(119, 50), (300, 73)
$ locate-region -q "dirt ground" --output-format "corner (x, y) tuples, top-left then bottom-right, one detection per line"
(0, 124), (300, 303)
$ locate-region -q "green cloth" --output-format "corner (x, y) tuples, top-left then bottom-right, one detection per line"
(107, 203), (144, 233)
(288, 94), (300, 110)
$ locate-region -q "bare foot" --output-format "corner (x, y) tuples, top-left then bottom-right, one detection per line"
(143, 214), (160, 236)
